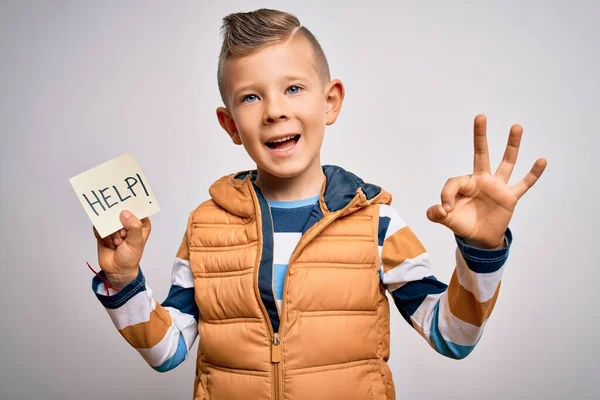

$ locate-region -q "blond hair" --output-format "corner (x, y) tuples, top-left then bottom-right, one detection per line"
(217, 9), (331, 105)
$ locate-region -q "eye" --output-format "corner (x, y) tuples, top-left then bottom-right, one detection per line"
(242, 94), (259, 103)
(286, 85), (302, 95)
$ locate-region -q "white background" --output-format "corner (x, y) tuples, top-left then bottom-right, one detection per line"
(1, 1), (598, 399)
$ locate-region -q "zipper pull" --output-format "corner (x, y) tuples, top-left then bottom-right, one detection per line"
(271, 333), (281, 363)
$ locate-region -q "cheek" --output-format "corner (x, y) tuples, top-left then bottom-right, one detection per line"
(232, 109), (261, 142)
(299, 95), (326, 127)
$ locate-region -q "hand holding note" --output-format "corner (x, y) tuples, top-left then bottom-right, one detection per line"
(70, 153), (160, 288)
(94, 210), (151, 288)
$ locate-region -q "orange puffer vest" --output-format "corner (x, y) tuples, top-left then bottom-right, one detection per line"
(187, 166), (395, 400)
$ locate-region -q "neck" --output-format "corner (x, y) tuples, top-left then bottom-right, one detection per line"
(255, 160), (325, 202)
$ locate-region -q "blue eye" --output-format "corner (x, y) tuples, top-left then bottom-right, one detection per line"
(286, 86), (302, 95)
(242, 94), (258, 103)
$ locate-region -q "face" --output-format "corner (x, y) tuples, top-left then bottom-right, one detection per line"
(217, 34), (344, 180)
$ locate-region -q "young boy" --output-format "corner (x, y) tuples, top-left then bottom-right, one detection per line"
(92, 9), (546, 400)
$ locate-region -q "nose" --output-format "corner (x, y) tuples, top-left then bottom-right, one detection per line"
(263, 95), (289, 124)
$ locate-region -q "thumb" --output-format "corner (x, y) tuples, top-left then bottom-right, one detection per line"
(120, 210), (144, 247)
(426, 205), (448, 224)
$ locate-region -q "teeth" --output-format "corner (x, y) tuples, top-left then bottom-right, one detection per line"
(268, 135), (296, 144)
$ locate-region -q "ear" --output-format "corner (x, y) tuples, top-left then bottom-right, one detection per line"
(216, 107), (242, 145)
(324, 79), (345, 126)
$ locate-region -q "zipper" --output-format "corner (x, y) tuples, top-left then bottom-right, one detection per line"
(267, 202), (284, 400)
(249, 184), (283, 400)
(267, 204), (283, 400)
(268, 204), (280, 316)
(272, 333), (282, 399)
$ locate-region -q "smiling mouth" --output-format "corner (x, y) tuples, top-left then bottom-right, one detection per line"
(265, 134), (301, 152)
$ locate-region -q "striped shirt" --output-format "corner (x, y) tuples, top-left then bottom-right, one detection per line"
(93, 202), (510, 371)
(268, 195), (320, 311)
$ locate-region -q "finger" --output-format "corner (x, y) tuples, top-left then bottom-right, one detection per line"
(495, 124), (523, 182)
(426, 205), (448, 224)
(111, 231), (123, 247)
(120, 210), (144, 247)
(512, 158), (548, 199)
(119, 228), (127, 238)
(440, 175), (472, 212)
(473, 114), (491, 174)
(141, 217), (152, 241)
(94, 226), (115, 250)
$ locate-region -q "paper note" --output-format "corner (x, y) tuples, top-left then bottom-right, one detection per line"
(69, 153), (160, 238)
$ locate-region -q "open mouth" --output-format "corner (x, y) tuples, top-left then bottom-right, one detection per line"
(265, 134), (301, 152)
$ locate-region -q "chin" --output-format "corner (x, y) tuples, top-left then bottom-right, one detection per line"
(259, 160), (314, 180)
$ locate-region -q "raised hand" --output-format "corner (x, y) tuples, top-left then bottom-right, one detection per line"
(426, 114), (547, 249)
(94, 210), (151, 288)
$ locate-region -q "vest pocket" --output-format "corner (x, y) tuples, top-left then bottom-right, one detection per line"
(201, 363), (272, 400)
(368, 372), (387, 400)
(285, 361), (383, 400)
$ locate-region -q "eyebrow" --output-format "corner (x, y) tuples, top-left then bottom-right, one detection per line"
(280, 75), (308, 82)
(231, 84), (256, 98)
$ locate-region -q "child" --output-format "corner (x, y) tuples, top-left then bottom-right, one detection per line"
(92, 8), (546, 400)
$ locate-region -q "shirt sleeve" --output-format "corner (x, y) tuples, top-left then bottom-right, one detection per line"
(92, 231), (199, 372)
(378, 204), (511, 359)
